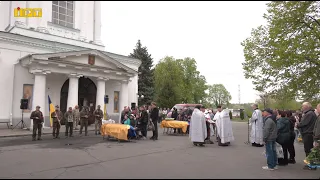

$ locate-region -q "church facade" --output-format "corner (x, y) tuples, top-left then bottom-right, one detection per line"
(0, 1), (141, 128)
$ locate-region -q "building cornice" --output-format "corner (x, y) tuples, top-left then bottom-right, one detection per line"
(0, 33), (83, 52)
(0, 30), (142, 68)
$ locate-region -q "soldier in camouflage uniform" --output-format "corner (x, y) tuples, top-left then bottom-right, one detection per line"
(51, 105), (63, 139)
(93, 105), (103, 135)
(64, 107), (74, 137)
(73, 105), (80, 130)
(80, 106), (90, 136)
(30, 105), (44, 141)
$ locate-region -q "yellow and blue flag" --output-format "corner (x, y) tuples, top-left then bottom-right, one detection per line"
(48, 95), (55, 128)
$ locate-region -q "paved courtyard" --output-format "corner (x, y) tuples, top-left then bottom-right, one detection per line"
(0, 122), (318, 179)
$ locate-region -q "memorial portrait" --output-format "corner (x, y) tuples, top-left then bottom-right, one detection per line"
(22, 84), (33, 112)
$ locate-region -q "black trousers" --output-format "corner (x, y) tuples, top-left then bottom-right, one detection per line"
(302, 133), (314, 157)
(139, 123), (147, 137)
(205, 122), (210, 140)
(152, 120), (158, 139)
(288, 135), (296, 160)
(278, 143), (289, 165)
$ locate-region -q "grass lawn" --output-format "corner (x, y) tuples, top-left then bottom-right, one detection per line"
(231, 117), (248, 122)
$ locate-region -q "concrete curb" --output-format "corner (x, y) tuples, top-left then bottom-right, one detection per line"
(0, 129), (96, 138)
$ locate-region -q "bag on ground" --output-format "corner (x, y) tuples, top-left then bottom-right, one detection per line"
(275, 142), (284, 158)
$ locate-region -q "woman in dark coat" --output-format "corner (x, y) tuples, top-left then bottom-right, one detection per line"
(276, 110), (292, 166)
(286, 110), (296, 164)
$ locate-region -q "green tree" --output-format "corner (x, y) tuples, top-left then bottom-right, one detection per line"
(229, 111), (233, 119)
(241, 1), (320, 100)
(193, 75), (208, 104)
(240, 109), (244, 120)
(153, 56), (184, 108)
(207, 84), (232, 107)
(177, 58), (208, 104)
(129, 40), (154, 105)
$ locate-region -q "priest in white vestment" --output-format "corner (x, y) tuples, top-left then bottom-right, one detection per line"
(249, 104), (264, 147)
(190, 105), (207, 146)
(214, 105), (234, 146)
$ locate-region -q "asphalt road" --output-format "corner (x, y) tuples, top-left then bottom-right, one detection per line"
(0, 122), (319, 179)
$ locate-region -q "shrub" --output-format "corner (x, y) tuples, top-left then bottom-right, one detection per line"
(240, 110), (244, 120)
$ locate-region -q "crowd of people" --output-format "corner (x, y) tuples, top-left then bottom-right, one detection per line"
(29, 100), (320, 172)
(250, 102), (320, 171)
(120, 102), (159, 140)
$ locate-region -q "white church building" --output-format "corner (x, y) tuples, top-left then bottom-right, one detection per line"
(0, 1), (141, 128)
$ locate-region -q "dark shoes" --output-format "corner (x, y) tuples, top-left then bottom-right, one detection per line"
(32, 137), (42, 141)
(288, 159), (296, 164)
(193, 142), (205, 147)
(150, 137), (158, 141)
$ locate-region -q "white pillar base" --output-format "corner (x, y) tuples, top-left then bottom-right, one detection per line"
(96, 77), (108, 109)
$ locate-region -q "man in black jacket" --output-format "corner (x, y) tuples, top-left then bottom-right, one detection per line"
(297, 102), (317, 158)
(150, 102), (159, 140)
(138, 105), (149, 139)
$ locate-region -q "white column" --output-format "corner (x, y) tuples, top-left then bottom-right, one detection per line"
(67, 74), (81, 111)
(96, 77), (107, 109)
(94, 1), (102, 45)
(31, 70), (47, 129)
(119, 80), (129, 123)
(79, 2), (87, 41)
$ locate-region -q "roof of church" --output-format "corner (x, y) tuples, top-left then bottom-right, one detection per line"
(0, 31), (142, 67)
(18, 49), (139, 73)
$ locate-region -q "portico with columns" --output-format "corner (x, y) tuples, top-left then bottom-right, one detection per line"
(17, 49), (140, 129)
(0, 1), (142, 129)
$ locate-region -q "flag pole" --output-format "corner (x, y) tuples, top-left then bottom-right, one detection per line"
(244, 113), (250, 145)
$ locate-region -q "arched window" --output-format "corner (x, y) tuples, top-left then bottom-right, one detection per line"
(52, 1), (74, 28)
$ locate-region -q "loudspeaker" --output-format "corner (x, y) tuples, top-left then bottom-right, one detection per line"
(20, 99), (29, 110)
(104, 95), (109, 104)
(131, 103), (136, 110)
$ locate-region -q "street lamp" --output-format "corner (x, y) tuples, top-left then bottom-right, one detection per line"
(199, 100), (202, 104)
(137, 94), (144, 99)
(137, 94), (144, 107)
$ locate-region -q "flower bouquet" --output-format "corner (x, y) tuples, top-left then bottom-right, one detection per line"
(304, 143), (320, 169)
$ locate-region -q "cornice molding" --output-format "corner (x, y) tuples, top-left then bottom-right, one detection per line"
(0, 36), (78, 52)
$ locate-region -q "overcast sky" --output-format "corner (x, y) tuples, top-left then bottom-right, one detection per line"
(101, 1), (269, 104)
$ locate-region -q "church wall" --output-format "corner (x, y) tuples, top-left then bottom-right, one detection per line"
(12, 64), (34, 128)
(0, 1), (97, 45)
(0, 37), (54, 125)
(0, 1), (10, 31)
(104, 80), (121, 121)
